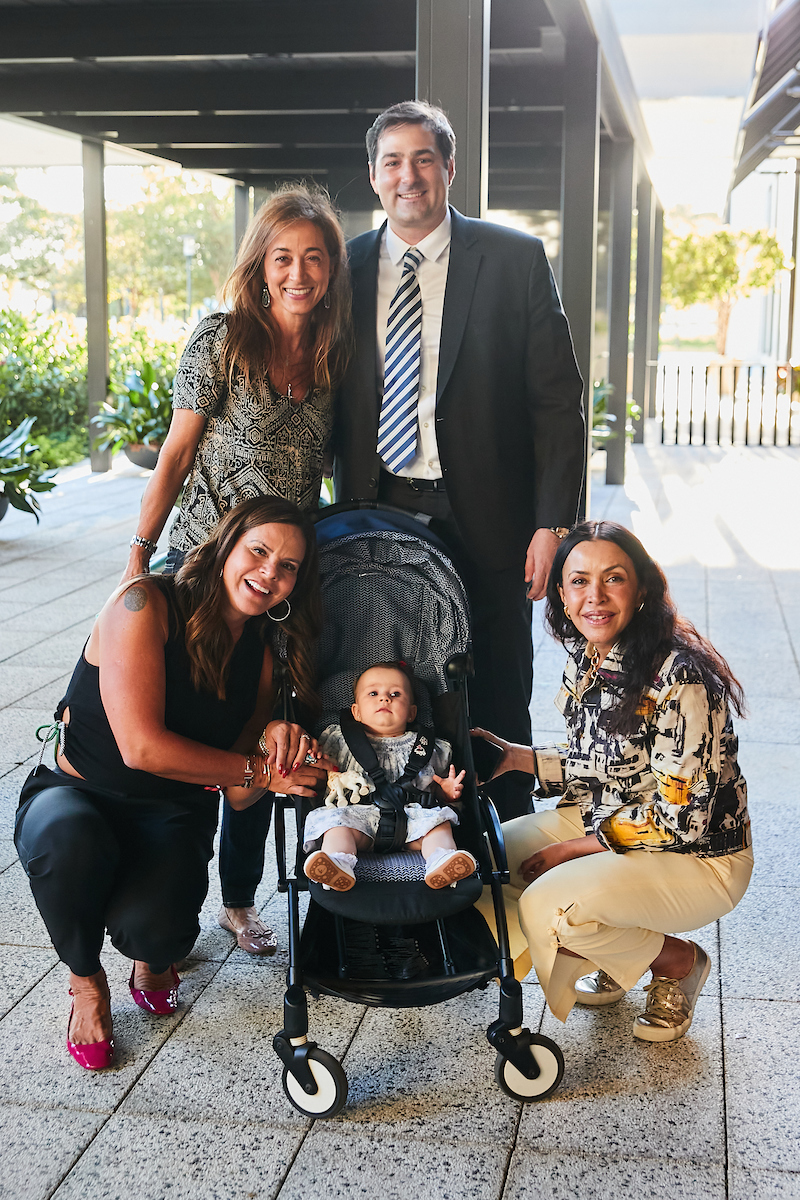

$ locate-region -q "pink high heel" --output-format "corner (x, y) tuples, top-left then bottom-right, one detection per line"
(128, 963), (180, 1014)
(67, 970), (115, 1071)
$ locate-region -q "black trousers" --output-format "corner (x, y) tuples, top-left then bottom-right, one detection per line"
(377, 472), (534, 820)
(14, 767), (218, 977)
(165, 547), (271, 908)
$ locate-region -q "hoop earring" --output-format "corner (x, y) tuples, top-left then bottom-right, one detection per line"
(637, 601), (645, 611)
(323, 292), (331, 309)
(267, 598), (291, 622)
(564, 606), (572, 621)
(260, 286), (271, 309)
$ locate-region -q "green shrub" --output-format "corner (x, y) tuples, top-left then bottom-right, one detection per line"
(0, 309), (88, 442)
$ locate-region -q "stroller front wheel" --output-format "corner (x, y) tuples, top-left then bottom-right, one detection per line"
(282, 1048), (349, 1118)
(494, 1036), (564, 1101)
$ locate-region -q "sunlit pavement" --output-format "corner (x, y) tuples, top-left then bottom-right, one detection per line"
(0, 436), (798, 1200)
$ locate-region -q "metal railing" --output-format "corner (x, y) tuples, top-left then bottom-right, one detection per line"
(656, 362), (800, 447)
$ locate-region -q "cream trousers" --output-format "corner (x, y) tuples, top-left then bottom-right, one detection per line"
(476, 804), (753, 1023)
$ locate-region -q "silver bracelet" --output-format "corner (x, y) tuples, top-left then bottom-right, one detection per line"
(130, 534), (158, 554)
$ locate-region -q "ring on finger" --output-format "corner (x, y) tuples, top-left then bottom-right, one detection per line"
(303, 751), (317, 766)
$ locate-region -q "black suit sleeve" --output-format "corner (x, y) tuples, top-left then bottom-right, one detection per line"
(524, 240), (586, 530)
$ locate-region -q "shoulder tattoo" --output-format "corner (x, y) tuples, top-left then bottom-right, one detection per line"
(124, 585), (149, 612)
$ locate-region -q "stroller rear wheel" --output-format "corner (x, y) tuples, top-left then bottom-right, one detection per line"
(282, 1048), (349, 1118)
(494, 1036), (564, 1101)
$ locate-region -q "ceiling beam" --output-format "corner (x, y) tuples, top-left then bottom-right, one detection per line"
(0, 0), (415, 60)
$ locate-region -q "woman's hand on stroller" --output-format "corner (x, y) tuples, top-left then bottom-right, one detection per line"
(259, 720), (323, 779)
(432, 766), (466, 801)
(470, 728), (536, 781)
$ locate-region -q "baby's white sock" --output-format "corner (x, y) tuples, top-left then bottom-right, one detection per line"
(424, 847), (454, 870)
(328, 852), (357, 870)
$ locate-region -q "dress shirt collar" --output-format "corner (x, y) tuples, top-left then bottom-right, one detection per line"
(384, 210), (452, 266)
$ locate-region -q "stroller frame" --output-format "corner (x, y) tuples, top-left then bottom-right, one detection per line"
(271, 504), (564, 1117)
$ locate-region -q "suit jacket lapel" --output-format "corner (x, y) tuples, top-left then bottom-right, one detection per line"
(349, 226), (383, 416)
(437, 208), (482, 402)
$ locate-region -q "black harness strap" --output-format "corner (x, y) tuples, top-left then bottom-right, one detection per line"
(338, 711), (437, 853)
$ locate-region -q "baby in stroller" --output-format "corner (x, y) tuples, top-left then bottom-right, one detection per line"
(302, 661), (477, 891)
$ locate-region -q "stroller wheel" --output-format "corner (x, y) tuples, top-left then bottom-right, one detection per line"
(494, 1036), (564, 1101)
(282, 1048), (348, 1119)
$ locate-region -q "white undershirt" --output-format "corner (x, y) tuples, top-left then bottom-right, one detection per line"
(376, 211), (451, 479)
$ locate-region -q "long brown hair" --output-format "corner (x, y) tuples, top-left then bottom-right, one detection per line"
(545, 520), (745, 734)
(220, 184), (351, 395)
(174, 497), (322, 715)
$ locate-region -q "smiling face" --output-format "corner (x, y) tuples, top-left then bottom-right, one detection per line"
(221, 521), (306, 628)
(351, 666), (417, 738)
(369, 122), (455, 242)
(262, 219), (332, 325)
(558, 539), (645, 659)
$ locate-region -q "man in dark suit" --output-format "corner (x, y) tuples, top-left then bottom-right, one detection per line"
(334, 101), (585, 818)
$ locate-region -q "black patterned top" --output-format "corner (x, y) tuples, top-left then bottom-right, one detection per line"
(534, 639), (751, 858)
(168, 312), (334, 551)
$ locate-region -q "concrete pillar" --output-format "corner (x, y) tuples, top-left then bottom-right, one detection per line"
(82, 139), (111, 474)
(416, 0), (490, 218)
(632, 168), (653, 443)
(646, 200), (663, 420)
(234, 183), (250, 254)
(560, 32), (600, 515)
(605, 138), (635, 485)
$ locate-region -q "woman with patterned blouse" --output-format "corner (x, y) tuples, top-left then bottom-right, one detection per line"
(122, 185), (351, 957)
(474, 520), (752, 1042)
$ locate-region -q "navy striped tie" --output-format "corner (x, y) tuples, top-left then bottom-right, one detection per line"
(378, 247), (423, 472)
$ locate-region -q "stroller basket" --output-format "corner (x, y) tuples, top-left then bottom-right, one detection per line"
(272, 504), (564, 1118)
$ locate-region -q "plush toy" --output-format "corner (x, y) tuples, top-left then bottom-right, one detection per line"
(324, 769), (375, 809)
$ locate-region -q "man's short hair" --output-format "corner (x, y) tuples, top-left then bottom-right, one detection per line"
(366, 101), (456, 168)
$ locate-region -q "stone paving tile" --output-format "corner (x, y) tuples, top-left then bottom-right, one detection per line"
(0, 952), (220, 1113)
(1, 634), (87, 671)
(12, 674), (73, 712)
(0, 1104), (106, 1200)
(327, 984), (524, 1145)
(521, 991), (723, 1164)
(279, 1126), (509, 1200)
(724, 998), (800, 1173)
(0, 708), (58, 768)
(0, 862), (53, 947)
(0, 944), (58, 1018)
(0, 838), (17, 871)
(736, 742), (797, 805)
(729, 1169), (800, 1199)
(120, 951), (363, 1128)
(719, 886), (800, 1001)
(744, 798), (798, 889)
(0, 630), (43, 659)
(50, 1112), (304, 1200)
(503, 1151), (726, 1200)
(0, 666), (71, 708)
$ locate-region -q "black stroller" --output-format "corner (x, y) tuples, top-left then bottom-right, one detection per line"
(271, 505), (564, 1118)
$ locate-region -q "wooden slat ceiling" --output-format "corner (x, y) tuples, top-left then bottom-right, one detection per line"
(0, 0), (599, 210)
(733, 0), (800, 190)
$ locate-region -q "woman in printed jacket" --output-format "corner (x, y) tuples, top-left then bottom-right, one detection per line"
(474, 520), (752, 1042)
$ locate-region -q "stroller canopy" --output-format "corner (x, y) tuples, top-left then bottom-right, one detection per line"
(314, 507), (471, 730)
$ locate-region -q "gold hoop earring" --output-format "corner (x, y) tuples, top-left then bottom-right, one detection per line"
(564, 606), (572, 621)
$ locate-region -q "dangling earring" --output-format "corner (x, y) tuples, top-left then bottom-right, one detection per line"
(637, 600), (645, 611)
(261, 286), (271, 309)
(267, 598), (291, 622)
(323, 292), (331, 309)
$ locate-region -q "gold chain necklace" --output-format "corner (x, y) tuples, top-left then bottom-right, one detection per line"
(577, 643), (601, 699)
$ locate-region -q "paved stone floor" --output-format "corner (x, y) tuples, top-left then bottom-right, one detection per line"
(0, 437), (798, 1200)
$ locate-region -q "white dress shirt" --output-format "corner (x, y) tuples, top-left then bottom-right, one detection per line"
(376, 211), (451, 479)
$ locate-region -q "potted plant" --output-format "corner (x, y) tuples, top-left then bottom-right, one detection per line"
(0, 411), (57, 522)
(91, 359), (174, 469)
(592, 379), (641, 449)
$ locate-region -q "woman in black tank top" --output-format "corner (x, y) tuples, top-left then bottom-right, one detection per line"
(15, 497), (330, 1072)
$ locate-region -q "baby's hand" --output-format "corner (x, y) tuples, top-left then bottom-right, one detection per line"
(432, 766), (466, 801)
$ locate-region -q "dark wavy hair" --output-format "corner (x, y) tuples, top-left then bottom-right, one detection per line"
(545, 520), (745, 734)
(174, 496), (322, 715)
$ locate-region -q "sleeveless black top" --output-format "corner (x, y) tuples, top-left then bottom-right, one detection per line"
(57, 576), (265, 799)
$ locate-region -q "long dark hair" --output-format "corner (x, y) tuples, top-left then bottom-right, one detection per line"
(220, 184), (351, 395)
(545, 520), (745, 734)
(174, 497), (322, 714)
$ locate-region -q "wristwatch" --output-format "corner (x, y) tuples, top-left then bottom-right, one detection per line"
(130, 534), (158, 554)
(549, 527), (570, 540)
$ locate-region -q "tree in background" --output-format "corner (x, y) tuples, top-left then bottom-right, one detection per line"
(662, 227), (785, 356)
(106, 169), (235, 317)
(0, 172), (82, 306)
